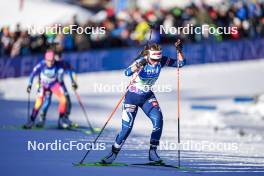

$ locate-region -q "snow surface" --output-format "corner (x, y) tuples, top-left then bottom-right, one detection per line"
(0, 59), (264, 176)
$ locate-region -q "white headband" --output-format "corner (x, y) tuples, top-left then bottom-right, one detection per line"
(148, 50), (162, 60)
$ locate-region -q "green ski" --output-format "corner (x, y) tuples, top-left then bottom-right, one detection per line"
(131, 162), (198, 171)
(73, 162), (128, 167)
(73, 161), (198, 172)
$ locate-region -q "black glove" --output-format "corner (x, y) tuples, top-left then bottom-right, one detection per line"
(175, 39), (183, 52)
(136, 59), (147, 68)
(27, 85), (32, 93)
(72, 82), (78, 90)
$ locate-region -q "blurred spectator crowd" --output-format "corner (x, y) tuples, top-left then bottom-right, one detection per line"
(1, 0), (264, 58)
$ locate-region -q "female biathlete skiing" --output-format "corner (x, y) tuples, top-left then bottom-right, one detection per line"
(101, 40), (186, 164)
(35, 51), (78, 128)
(23, 50), (72, 129)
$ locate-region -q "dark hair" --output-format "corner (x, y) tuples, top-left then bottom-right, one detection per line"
(143, 43), (161, 56)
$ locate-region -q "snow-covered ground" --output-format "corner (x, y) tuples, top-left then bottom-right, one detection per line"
(0, 59), (264, 176)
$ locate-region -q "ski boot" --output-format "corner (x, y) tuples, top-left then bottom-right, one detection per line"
(149, 145), (162, 163)
(58, 117), (70, 129)
(35, 113), (46, 128)
(64, 116), (78, 128)
(101, 145), (121, 164)
(23, 119), (34, 129)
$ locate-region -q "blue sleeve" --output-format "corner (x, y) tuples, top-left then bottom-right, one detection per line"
(57, 68), (64, 83)
(160, 56), (186, 68)
(124, 67), (133, 76)
(62, 61), (76, 83)
(68, 70), (76, 83)
(28, 61), (43, 85)
(68, 68), (76, 83)
(124, 58), (143, 76)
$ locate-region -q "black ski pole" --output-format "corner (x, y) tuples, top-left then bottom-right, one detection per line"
(177, 59), (181, 167)
(27, 92), (31, 122)
(74, 90), (94, 132)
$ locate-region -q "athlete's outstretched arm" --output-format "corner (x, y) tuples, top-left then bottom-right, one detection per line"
(63, 61), (77, 84)
(161, 56), (186, 68)
(68, 70), (77, 84)
(66, 62), (78, 90)
(28, 62), (43, 86)
(57, 68), (64, 83)
(161, 40), (186, 68)
(124, 58), (146, 76)
(58, 61), (78, 90)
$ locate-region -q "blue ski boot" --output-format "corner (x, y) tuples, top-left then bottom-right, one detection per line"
(58, 117), (70, 129)
(101, 145), (121, 164)
(36, 113), (46, 128)
(149, 145), (162, 163)
(23, 119), (34, 129)
(64, 116), (78, 128)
